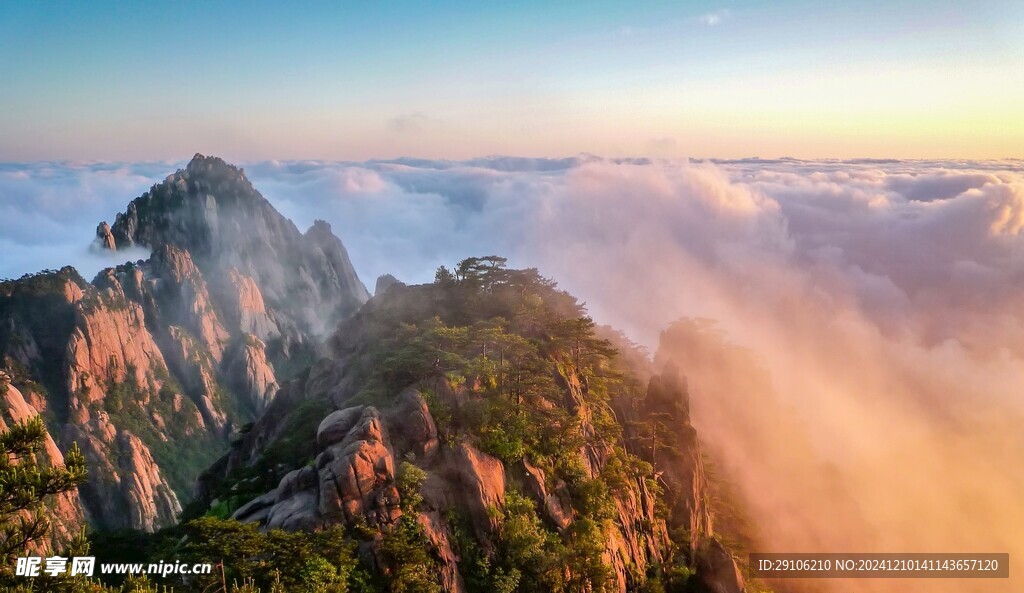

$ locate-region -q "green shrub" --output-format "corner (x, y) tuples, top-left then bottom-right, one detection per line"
(182, 517), (364, 593)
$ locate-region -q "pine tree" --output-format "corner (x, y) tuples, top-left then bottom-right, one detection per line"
(0, 416), (87, 577)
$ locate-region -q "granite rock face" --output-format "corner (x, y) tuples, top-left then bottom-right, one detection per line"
(95, 222), (116, 250)
(65, 414), (182, 532)
(225, 269), (280, 341)
(234, 405), (401, 530)
(226, 335), (279, 415)
(0, 270), (186, 532)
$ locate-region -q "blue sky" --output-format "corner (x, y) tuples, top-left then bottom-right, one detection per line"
(1, 1), (1022, 160)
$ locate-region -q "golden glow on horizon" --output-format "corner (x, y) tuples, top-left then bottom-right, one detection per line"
(136, 66), (1021, 162)
(3, 42), (1021, 162)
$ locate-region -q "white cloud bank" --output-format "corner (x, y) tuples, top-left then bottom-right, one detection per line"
(0, 160), (178, 280)
(4, 155), (1024, 590)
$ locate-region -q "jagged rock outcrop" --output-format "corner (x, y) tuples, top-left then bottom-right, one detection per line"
(65, 286), (166, 412)
(65, 413), (182, 531)
(163, 325), (225, 431)
(520, 457), (573, 531)
(100, 154), (369, 335)
(578, 417), (672, 590)
(148, 245), (230, 362)
(231, 388), (505, 591)
(316, 407), (400, 526)
(384, 388), (439, 458)
(417, 510), (465, 593)
(1, 155), (372, 534)
(95, 222), (116, 250)
(453, 441), (506, 544)
(95, 250), (234, 431)
(316, 405), (367, 449)
(624, 363), (749, 592)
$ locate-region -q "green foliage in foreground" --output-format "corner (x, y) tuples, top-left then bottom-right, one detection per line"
(181, 517), (373, 592)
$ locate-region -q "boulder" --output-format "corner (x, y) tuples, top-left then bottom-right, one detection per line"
(385, 388), (439, 458)
(316, 405), (367, 448)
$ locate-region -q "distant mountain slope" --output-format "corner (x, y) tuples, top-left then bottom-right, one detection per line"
(0, 155), (369, 535)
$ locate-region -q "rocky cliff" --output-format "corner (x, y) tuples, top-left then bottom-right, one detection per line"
(0, 269), (186, 531)
(0, 155), (369, 539)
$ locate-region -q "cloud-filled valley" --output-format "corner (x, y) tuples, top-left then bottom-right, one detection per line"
(3, 155), (1024, 591)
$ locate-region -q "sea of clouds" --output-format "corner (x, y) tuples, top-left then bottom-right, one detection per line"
(3, 155), (1023, 590)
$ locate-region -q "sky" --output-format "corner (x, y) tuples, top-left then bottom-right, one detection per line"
(1, 0), (1022, 161)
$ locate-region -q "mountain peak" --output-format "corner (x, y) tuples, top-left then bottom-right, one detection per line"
(100, 154), (263, 254)
(307, 219), (333, 235)
(96, 156), (369, 334)
(185, 153), (241, 179)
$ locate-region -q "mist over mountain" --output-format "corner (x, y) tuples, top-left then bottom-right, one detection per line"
(2, 155), (1022, 591)
(0, 156), (750, 593)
